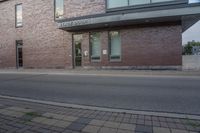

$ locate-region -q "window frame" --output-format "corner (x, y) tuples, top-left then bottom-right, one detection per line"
(15, 3), (23, 28)
(89, 32), (102, 62)
(16, 40), (23, 68)
(54, 0), (64, 20)
(106, 0), (188, 12)
(108, 31), (122, 62)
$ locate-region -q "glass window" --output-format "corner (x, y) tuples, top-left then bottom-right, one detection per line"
(129, 0), (150, 5)
(107, 0), (180, 9)
(16, 4), (22, 27)
(151, 0), (176, 3)
(55, 0), (64, 19)
(107, 0), (128, 8)
(90, 32), (101, 61)
(109, 31), (121, 60)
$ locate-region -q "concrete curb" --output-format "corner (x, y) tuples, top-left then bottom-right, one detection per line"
(0, 70), (200, 79)
(0, 95), (200, 120)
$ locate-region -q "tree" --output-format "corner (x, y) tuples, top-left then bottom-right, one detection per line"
(183, 40), (200, 55)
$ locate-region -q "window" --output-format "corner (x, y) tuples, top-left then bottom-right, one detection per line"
(107, 0), (179, 9)
(55, 0), (64, 19)
(109, 31), (121, 60)
(15, 4), (22, 27)
(90, 32), (101, 61)
(16, 40), (23, 68)
(107, 0), (128, 8)
(129, 0), (150, 6)
(151, 0), (176, 3)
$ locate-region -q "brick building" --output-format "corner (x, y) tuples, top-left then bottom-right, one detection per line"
(0, 0), (200, 69)
(192, 46), (200, 55)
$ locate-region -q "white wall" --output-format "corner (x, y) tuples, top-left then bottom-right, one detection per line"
(183, 55), (200, 70)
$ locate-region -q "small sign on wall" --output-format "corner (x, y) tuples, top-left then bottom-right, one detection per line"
(103, 50), (107, 55)
(84, 50), (89, 57)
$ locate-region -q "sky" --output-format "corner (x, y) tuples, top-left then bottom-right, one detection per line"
(189, 0), (200, 3)
(182, 20), (200, 45)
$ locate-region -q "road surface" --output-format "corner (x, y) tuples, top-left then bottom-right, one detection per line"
(0, 73), (199, 115)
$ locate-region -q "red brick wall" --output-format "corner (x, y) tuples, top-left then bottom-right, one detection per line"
(81, 24), (182, 68)
(0, 0), (71, 69)
(120, 25), (182, 66)
(0, 0), (106, 69)
(0, 0), (20, 68)
(0, 0), (182, 69)
(64, 0), (105, 18)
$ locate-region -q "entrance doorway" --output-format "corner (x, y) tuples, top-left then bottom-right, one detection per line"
(73, 34), (83, 68)
(16, 40), (23, 68)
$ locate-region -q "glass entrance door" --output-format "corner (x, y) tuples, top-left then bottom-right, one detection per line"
(73, 34), (83, 67)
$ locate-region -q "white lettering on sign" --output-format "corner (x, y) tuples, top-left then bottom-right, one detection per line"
(59, 18), (92, 28)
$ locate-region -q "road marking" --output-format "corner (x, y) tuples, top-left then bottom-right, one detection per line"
(0, 95), (200, 120)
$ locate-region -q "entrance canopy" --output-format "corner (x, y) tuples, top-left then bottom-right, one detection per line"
(57, 4), (200, 32)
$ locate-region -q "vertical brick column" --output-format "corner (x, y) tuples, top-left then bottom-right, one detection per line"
(101, 31), (109, 66)
(64, 32), (73, 69)
(82, 33), (90, 67)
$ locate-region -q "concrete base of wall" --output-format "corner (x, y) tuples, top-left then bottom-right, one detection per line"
(182, 55), (200, 70)
(83, 66), (182, 70)
(0, 66), (182, 71)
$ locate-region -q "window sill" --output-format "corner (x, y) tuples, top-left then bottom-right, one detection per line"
(109, 59), (121, 62)
(91, 60), (101, 63)
(16, 26), (23, 28)
(55, 17), (64, 21)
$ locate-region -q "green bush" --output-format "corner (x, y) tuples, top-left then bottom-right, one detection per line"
(183, 41), (200, 55)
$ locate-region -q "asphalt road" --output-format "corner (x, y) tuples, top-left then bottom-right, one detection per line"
(0, 73), (200, 115)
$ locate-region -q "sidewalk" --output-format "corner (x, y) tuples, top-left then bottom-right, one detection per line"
(0, 69), (200, 77)
(0, 97), (199, 133)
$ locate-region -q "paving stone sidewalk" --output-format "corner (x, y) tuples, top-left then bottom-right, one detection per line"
(0, 98), (200, 133)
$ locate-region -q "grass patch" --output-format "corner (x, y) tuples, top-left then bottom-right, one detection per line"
(47, 116), (53, 119)
(21, 119), (31, 124)
(25, 112), (41, 117)
(186, 118), (200, 128)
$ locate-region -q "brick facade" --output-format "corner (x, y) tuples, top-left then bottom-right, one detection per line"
(0, 0), (68, 69)
(0, 0), (182, 69)
(64, 0), (105, 18)
(80, 23), (182, 69)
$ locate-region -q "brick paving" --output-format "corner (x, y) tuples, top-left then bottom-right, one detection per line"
(0, 98), (200, 133)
